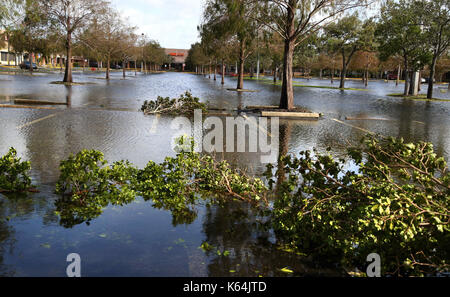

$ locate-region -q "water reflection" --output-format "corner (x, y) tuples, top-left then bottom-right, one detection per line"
(202, 202), (344, 277)
(0, 190), (57, 276)
(0, 72), (449, 276)
(65, 86), (72, 106)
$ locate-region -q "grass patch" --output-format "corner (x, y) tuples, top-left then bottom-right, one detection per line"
(261, 81), (368, 91)
(388, 94), (450, 102)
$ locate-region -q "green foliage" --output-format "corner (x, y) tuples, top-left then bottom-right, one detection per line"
(0, 148), (33, 193)
(138, 136), (266, 203)
(141, 92), (207, 115)
(265, 135), (449, 276)
(55, 150), (138, 227)
(56, 150), (137, 203)
(54, 136), (266, 227)
(376, 0), (432, 70)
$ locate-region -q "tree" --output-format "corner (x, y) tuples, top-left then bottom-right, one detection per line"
(294, 33), (319, 79)
(143, 40), (166, 72)
(186, 42), (208, 74)
(435, 55), (450, 83)
(0, 0), (25, 66)
(118, 32), (138, 78)
(256, 0), (371, 110)
(420, 0), (450, 99)
(265, 32), (284, 83)
(376, 0), (433, 96)
(358, 19), (378, 86)
(201, 0), (259, 90)
(8, 0), (45, 73)
(38, 0), (107, 83)
(82, 9), (136, 80)
(349, 51), (379, 86)
(325, 14), (364, 89)
(267, 135), (450, 276)
(198, 15), (234, 84)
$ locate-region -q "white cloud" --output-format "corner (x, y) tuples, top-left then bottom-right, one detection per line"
(111, 0), (205, 49)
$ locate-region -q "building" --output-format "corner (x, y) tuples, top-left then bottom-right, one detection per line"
(0, 32), (25, 66)
(164, 48), (189, 71)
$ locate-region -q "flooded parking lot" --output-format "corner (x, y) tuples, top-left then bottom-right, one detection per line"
(0, 71), (449, 276)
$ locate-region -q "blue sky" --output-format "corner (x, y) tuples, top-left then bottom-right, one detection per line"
(111, 0), (205, 49)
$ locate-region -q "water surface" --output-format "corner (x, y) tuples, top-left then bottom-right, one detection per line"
(0, 71), (449, 276)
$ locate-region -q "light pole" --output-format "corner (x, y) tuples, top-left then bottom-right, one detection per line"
(256, 29), (260, 80)
(141, 33), (145, 73)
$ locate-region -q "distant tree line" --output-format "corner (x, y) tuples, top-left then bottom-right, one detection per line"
(187, 0), (449, 106)
(0, 0), (170, 82)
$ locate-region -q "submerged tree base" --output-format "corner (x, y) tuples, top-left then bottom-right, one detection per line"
(141, 92), (207, 115)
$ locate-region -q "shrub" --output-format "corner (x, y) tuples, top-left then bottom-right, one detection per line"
(265, 135), (450, 276)
(56, 150), (138, 203)
(141, 91), (207, 115)
(0, 148), (33, 193)
(54, 137), (266, 227)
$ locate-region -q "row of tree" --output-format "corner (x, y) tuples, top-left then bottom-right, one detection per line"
(188, 0), (449, 109)
(0, 0), (170, 82)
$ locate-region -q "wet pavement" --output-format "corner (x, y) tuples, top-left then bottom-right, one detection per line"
(0, 71), (449, 276)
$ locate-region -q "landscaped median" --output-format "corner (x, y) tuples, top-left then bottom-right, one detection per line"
(245, 105), (321, 120)
(388, 93), (450, 102)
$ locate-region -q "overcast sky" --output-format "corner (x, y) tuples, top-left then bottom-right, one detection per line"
(110, 0), (205, 50)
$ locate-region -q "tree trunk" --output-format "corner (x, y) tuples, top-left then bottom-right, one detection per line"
(29, 53), (33, 74)
(280, 38), (295, 110)
(340, 60), (347, 89)
(319, 68), (323, 80)
(404, 58), (410, 96)
(274, 67), (277, 83)
(106, 55), (110, 80)
(63, 31), (73, 83)
(237, 39), (245, 90)
(214, 61), (217, 81)
(221, 60), (225, 85)
(7, 34), (11, 66)
(427, 55), (437, 99)
(123, 60), (126, 79)
(396, 65), (400, 86)
(331, 68), (334, 84)
(365, 68), (369, 87)
(409, 71), (421, 96)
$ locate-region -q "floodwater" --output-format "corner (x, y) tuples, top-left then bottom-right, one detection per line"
(0, 70), (449, 276)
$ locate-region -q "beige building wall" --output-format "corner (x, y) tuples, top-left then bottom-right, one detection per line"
(0, 32), (24, 65)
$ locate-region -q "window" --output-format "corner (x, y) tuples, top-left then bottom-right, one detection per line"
(0, 52), (15, 62)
